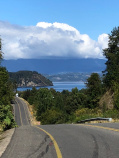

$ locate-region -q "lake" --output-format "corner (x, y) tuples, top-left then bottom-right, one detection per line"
(17, 81), (86, 92)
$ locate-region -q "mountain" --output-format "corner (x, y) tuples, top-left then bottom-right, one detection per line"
(2, 58), (106, 74)
(9, 71), (53, 87)
(44, 72), (91, 82)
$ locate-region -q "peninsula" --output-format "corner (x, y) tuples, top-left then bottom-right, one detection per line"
(9, 71), (53, 87)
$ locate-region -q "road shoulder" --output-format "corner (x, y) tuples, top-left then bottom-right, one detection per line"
(0, 128), (15, 157)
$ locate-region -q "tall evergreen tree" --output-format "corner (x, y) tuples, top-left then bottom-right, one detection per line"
(103, 27), (119, 88)
(86, 73), (102, 108)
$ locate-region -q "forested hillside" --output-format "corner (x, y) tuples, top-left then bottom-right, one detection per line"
(9, 71), (53, 87)
(20, 27), (119, 124)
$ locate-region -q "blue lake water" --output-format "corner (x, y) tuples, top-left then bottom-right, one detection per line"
(17, 81), (86, 92)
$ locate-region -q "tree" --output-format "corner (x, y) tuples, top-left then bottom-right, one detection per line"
(0, 39), (16, 130)
(86, 73), (102, 108)
(34, 88), (55, 121)
(103, 27), (119, 88)
(64, 88), (81, 115)
(86, 73), (102, 95)
(40, 108), (65, 124)
(27, 87), (37, 105)
(0, 65), (14, 105)
(0, 37), (3, 63)
(0, 104), (16, 130)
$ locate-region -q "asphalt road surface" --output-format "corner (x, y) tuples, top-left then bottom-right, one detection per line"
(40, 124), (119, 158)
(1, 97), (57, 158)
(1, 97), (119, 158)
(14, 97), (30, 126)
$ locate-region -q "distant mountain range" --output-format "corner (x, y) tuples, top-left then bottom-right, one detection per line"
(44, 72), (92, 82)
(1, 58), (106, 74)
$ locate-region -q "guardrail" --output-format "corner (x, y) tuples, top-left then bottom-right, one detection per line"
(77, 117), (112, 123)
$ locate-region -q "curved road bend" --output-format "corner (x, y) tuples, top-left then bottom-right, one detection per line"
(2, 97), (119, 158)
(1, 97), (57, 158)
(39, 124), (119, 158)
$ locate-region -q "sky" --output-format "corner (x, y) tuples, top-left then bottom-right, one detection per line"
(0, 0), (119, 60)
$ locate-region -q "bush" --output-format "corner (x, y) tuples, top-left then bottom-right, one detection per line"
(40, 109), (66, 125)
(103, 109), (119, 119)
(0, 104), (16, 130)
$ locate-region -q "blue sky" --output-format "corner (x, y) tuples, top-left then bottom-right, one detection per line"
(0, 0), (119, 59)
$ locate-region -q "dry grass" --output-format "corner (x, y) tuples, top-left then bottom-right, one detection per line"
(99, 90), (114, 110)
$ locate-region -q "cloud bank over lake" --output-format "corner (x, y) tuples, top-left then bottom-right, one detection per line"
(0, 21), (108, 59)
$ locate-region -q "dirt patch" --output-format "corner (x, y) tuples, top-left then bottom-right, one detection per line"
(99, 90), (114, 110)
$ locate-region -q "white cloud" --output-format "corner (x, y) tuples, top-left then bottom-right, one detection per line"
(98, 34), (109, 48)
(0, 21), (109, 59)
(36, 22), (77, 31)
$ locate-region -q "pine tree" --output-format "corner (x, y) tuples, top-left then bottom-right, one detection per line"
(103, 27), (119, 88)
(86, 73), (102, 108)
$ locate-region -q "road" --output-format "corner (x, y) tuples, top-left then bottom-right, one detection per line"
(14, 97), (30, 126)
(1, 97), (57, 158)
(39, 124), (119, 158)
(1, 97), (119, 158)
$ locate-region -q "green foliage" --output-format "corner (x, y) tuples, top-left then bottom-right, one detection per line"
(102, 27), (119, 111)
(103, 109), (119, 119)
(85, 73), (102, 108)
(0, 65), (16, 130)
(64, 88), (82, 114)
(103, 27), (119, 88)
(54, 92), (64, 111)
(75, 108), (103, 122)
(0, 103), (16, 131)
(20, 89), (31, 101)
(9, 71), (53, 87)
(113, 83), (119, 109)
(40, 108), (66, 124)
(86, 73), (102, 96)
(33, 88), (55, 121)
(21, 83), (103, 124)
(21, 82), (119, 124)
(0, 67), (14, 105)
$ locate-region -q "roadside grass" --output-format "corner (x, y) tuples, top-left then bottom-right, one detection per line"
(74, 108), (119, 123)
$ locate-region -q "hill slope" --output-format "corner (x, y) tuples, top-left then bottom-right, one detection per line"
(9, 71), (53, 87)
